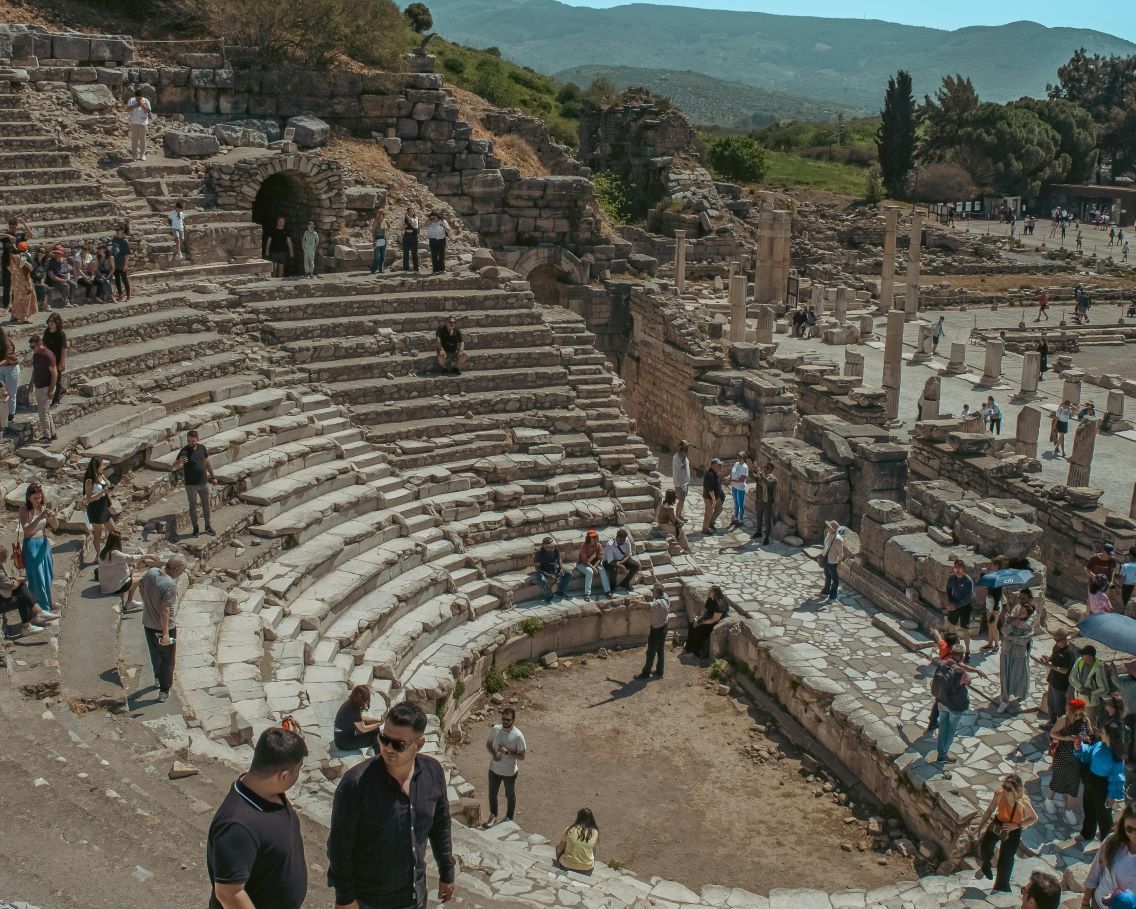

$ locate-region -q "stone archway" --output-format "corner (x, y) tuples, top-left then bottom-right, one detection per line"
(207, 153), (348, 270)
(252, 173), (317, 274)
(501, 245), (591, 308)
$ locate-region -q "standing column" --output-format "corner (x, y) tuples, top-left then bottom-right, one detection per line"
(810, 283), (824, 318)
(771, 210), (792, 304)
(919, 376), (941, 420)
(1106, 389), (1126, 429)
(980, 340), (1004, 385)
(1062, 369), (1085, 407)
(1067, 416), (1100, 487)
(880, 203), (898, 312)
(882, 309), (906, 422)
(844, 351), (865, 379)
(834, 286), (850, 324)
(756, 305), (775, 344)
(904, 209), (924, 320)
(1015, 405), (1042, 459)
(755, 192), (776, 302)
(1016, 352), (1041, 400)
(673, 229), (686, 295)
(944, 341), (967, 375)
(728, 273), (748, 342)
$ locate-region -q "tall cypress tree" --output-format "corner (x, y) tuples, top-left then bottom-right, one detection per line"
(876, 70), (916, 197)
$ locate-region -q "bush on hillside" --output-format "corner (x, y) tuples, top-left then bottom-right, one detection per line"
(707, 134), (768, 183)
(198, 0), (411, 66)
(592, 172), (634, 225)
(404, 2), (433, 33)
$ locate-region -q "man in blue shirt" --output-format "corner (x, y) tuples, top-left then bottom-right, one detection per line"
(533, 537), (571, 601)
(945, 560), (975, 661)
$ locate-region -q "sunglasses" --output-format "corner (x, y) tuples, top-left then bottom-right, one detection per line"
(1126, 825), (1136, 835)
(378, 731), (415, 753)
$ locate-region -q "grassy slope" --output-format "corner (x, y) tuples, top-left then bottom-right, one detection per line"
(762, 151), (866, 196)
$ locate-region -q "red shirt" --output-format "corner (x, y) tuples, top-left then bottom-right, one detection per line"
(31, 347), (56, 388)
(1087, 554), (1116, 579)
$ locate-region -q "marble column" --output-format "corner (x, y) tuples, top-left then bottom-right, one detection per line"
(1062, 369), (1085, 407)
(944, 342), (967, 375)
(1067, 416), (1100, 487)
(770, 210), (792, 304)
(910, 322), (935, 363)
(844, 351), (865, 378)
(728, 273), (748, 342)
(756, 305), (775, 344)
(904, 209), (923, 320)
(980, 340), (1004, 385)
(1107, 389), (1125, 423)
(834, 287), (849, 324)
(1015, 405), (1042, 459)
(811, 283), (824, 318)
(879, 204), (899, 312)
(883, 309), (906, 422)
(1016, 351), (1041, 399)
(919, 375), (941, 420)
(673, 230), (686, 295)
(755, 192), (776, 302)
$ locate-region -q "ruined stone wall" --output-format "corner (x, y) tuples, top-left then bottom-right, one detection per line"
(479, 108), (586, 177)
(909, 421), (1136, 601)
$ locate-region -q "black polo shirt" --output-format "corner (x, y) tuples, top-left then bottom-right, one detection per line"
(207, 775), (307, 909)
(436, 325), (462, 352)
(176, 443), (208, 485)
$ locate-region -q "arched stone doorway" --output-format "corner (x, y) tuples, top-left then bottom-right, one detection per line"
(207, 153), (348, 270)
(527, 261), (571, 307)
(252, 172), (317, 275)
(501, 245), (590, 307)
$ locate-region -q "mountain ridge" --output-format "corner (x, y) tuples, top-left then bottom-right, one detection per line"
(426, 0), (1136, 110)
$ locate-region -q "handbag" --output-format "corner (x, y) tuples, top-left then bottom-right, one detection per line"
(12, 538), (23, 571)
(1047, 737), (1059, 757)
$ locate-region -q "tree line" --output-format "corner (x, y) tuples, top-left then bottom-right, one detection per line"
(877, 49), (1136, 202)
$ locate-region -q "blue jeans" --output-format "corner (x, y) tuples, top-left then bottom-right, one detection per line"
(731, 487), (745, 523)
(536, 570), (571, 599)
(575, 563), (609, 596)
(0, 363), (18, 420)
(822, 561), (839, 598)
(370, 241), (386, 273)
(936, 705), (964, 759)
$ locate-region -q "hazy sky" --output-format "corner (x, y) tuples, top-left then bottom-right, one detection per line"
(558, 0), (1136, 42)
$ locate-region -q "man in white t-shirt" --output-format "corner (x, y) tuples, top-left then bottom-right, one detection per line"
(168, 202), (185, 259)
(426, 212), (451, 274)
(124, 89), (153, 161)
(728, 452), (749, 528)
(484, 707), (525, 826)
(671, 440), (691, 520)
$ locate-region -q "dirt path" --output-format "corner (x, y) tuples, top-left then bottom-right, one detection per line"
(452, 647), (919, 895)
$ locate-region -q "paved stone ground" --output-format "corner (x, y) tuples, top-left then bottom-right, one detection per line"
(673, 484), (1096, 888)
(774, 314), (1135, 514)
(958, 218), (1136, 265)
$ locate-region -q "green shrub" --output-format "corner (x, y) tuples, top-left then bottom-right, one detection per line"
(443, 56), (465, 74)
(404, 1), (432, 33)
(864, 166), (884, 204)
(484, 667), (507, 694)
(592, 172), (634, 225)
(506, 660), (537, 680)
(708, 658), (728, 680)
(435, 699), (447, 720)
(453, 679), (466, 701)
(557, 82), (582, 103)
(707, 134), (768, 183)
(521, 618), (542, 637)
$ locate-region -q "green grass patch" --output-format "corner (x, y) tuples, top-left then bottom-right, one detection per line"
(484, 667), (507, 694)
(761, 150), (867, 196)
(506, 660), (538, 680)
(521, 618), (542, 637)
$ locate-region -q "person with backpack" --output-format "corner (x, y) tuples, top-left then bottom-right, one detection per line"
(974, 772), (1038, 892)
(932, 642), (973, 765)
(818, 520), (845, 601)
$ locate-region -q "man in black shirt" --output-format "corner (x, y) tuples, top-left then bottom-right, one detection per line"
(110, 225), (131, 301)
(207, 726), (309, 909)
(1040, 628), (1076, 728)
(264, 215), (294, 279)
(328, 701), (456, 909)
(751, 462), (777, 545)
(172, 430), (217, 537)
(702, 457), (724, 535)
(435, 316), (464, 375)
(533, 536), (571, 601)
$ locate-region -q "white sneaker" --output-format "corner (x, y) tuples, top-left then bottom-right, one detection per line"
(141, 155), (147, 161)
(1044, 798), (1056, 815)
(1065, 809), (1078, 826)
(997, 701), (1008, 714)
(24, 624), (44, 634)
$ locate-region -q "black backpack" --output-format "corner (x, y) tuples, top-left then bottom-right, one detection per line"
(931, 661), (969, 712)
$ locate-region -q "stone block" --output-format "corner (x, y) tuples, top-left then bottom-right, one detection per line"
(89, 36), (134, 62)
(69, 82), (116, 112)
(344, 186), (383, 210)
(52, 35), (91, 61)
(68, 68), (98, 83)
(157, 84), (196, 112)
(821, 431), (854, 467)
(164, 130), (221, 157)
(213, 123), (267, 148)
(94, 67), (125, 87)
(287, 115), (330, 148)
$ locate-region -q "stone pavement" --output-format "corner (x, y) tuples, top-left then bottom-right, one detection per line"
(677, 486), (1095, 892)
(957, 219), (1136, 265)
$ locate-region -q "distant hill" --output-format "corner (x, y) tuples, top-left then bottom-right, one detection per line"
(426, 0), (1136, 110)
(554, 64), (869, 126)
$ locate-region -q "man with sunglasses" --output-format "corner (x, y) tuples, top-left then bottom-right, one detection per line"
(484, 707), (526, 828)
(328, 702), (455, 909)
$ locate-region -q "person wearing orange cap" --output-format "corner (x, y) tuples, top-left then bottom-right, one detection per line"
(1046, 696), (1093, 826)
(8, 241), (37, 323)
(575, 529), (608, 601)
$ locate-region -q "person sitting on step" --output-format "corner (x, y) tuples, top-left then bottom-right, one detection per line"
(0, 543), (56, 638)
(97, 531), (162, 612)
(534, 537), (572, 602)
(333, 685), (383, 753)
(435, 316), (464, 375)
(602, 529), (640, 593)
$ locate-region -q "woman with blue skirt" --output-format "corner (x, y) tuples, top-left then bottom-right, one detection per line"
(19, 482), (58, 614)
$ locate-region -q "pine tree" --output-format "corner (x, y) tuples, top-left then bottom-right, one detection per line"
(876, 70), (916, 198)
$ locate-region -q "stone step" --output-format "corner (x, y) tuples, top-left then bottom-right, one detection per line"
(303, 346), (562, 383)
(0, 165), (84, 186)
(235, 272), (494, 305)
(362, 592), (471, 683)
(325, 365), (570, 405)
(351, 385), (577, 426)
(151, 373), (267, 415)
(266, 308), (547, 344)
(0, 198), (119, 226)
(135, 349), (253, 395)
(0, 149), (72, 169)
(63, 306), (207, 354)
(128, 259), (272, 290)
(243, 287), (532, 321)
(67, 331), (229, 381)
(0, 134), (58, 150)
(0, 182), (104, 208)
(0, 108), (30, 121)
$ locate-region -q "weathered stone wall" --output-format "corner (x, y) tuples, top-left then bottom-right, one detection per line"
(909, 420), (1136, 601)
(1, 24), (134, 66)
(479, 108), (586, 177)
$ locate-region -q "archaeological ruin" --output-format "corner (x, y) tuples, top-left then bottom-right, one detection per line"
(2, 18), (1136, 909)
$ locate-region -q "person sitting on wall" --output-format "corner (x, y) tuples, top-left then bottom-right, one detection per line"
(534, 537), (571, 602)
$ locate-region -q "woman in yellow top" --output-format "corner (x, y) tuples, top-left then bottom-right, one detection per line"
(555, 808), (599, 875)
(974, 773), (1038, 892)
